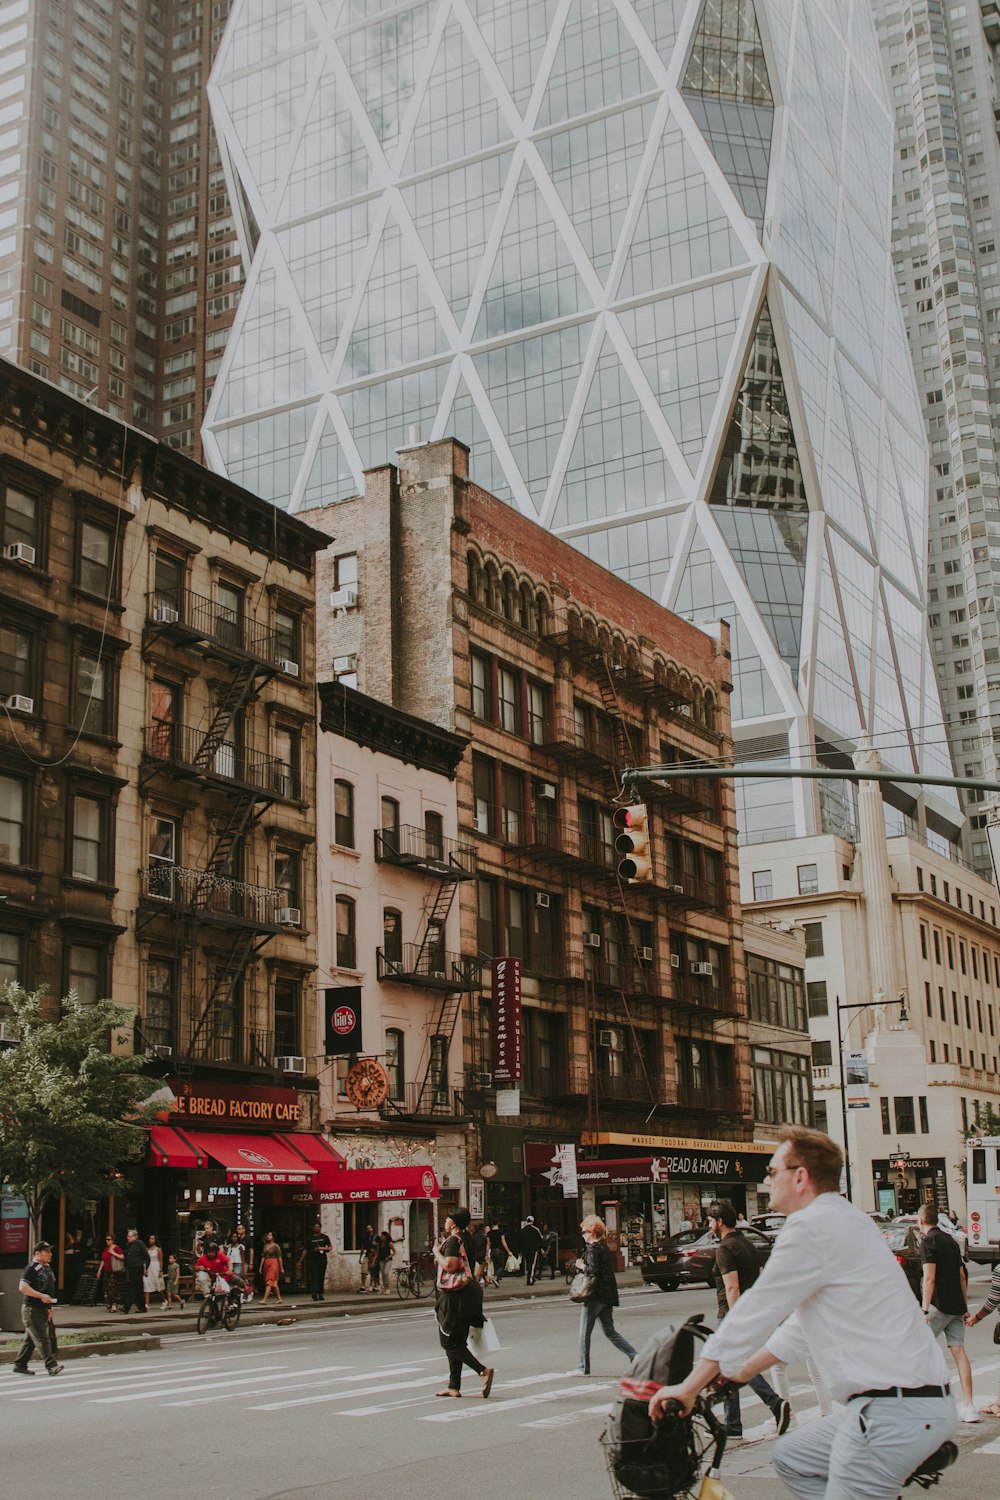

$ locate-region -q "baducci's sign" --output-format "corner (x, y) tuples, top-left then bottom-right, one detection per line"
(167, 1080), (301, 1127)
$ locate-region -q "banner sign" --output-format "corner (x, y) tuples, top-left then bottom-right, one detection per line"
(527, 1143), (770, 1185)
(556, 1143), (579, 1198)
(469, 1179), (485, 1218)
(325, 986), (363, 1056)
(167, 1079), (301, 1127)
(844, 1050), (870, 1110)
(495, 1086), (521, 1117)
(491, 957), (522, 1083)
(524, 1145), (669, 1187)
(0, 1187), (29, 1256)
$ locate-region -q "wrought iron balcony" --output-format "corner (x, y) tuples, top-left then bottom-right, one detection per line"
(668, 978), (742, 1016)
(594, 1069), (662, 1104)
(671, 1081), (742, 1115)
(377, 943), (480, 990)
(146, 587), (284, 667)
(185, 1022), (277, 1070)
(660, 866), (723, 911)
(143, 724), (299, 799)
(139, 865), (291, 931)
(379, 1081), (469, 1120)
(540, 713), (617, 768)
(374, 823), (477, 879)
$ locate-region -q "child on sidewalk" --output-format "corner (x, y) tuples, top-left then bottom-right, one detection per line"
(164, 1252), (184, 1309)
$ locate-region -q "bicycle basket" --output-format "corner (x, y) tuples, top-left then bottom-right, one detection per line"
(600, 1425), (700, 1500)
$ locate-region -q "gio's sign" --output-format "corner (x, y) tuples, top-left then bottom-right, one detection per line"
(325, 986), (362, 1055)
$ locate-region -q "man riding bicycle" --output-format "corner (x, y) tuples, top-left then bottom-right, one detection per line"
(194, 1244), (242, 1305)
(648, 1127), (957, 1499)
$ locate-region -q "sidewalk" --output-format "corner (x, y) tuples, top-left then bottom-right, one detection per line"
(47, 1264), (649, 1338)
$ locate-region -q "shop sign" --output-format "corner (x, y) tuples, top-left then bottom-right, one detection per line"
(324, 986), (362, 1056)
(491, 957), (522, 1083)
(469, 1180), (485, 1218)
(529, 1142), (769, 1184)
(168, 1080), (301, 1128)
(583, 1131), (777, 1154)
(1, 1187), (29, 1255)
(873, 1158), (938, 1173)
(525, 1145), (669, 1187)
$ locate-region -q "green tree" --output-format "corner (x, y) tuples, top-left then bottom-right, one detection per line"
(0, 985), (158, 1239)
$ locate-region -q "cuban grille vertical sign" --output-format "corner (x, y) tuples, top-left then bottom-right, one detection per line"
(325, 986), (362, 1055)
(491, 957), (522, 1083)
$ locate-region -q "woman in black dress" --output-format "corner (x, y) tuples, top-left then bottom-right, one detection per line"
(433, 1208), (494, 1399)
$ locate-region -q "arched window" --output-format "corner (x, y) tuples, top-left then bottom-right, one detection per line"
(385, 1028), (404, 1101)
(335, 895), (356, 969)
(424, 809), (444, 862)
(334, 779), (354, 848)
(382, 907), (402, 964)
(379, 795), (399, 857)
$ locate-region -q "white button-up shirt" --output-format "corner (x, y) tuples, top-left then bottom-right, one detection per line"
(700, 1193), (949, 1405)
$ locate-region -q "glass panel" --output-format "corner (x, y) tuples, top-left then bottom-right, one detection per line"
(277, 201), (378, 365)
(402, 10), (512, 174)
(80, 520), (111, 594)
(339, 3), (435, 158)
(297, 410), (360, 510)
(0, 773), (24, 865)
(338, 363), (449, 473)
(212, 403), (320, 510)
(72, 796), (102, 882)
(401, 152), (514, 327)
(343, 212), (450, 380)
(212, 258), (315, 419)
(569, 512), (686, 604)
(467, 0), (561, 117)
(277, 65), (374, 221)
(218, 49), (313, 212)
(535, 0), (656, 130)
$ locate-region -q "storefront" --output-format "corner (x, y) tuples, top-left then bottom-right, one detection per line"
(871, 1156), (948, 1216)
(524, 1146), (671, 1263)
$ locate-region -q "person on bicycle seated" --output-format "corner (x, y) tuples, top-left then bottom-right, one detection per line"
(648, 1127), (957, 1500)
(195, 1245), (239, 1302)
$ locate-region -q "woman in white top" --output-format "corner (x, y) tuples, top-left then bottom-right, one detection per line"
(143, 1233), (165, 1311)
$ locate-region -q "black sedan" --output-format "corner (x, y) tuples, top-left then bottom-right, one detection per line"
(640, 1226), (773, 1291)
(881, 1223), (923, 1299)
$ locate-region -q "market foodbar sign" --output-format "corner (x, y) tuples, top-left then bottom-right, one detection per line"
(167, 1080), (301, 1127)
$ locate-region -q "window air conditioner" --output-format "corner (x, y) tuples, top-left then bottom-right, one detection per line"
(535, 892), (551, 909)
(149, 1043), (173, 1059)
(475, 1071), (493, 1087)
(583, 932), (601, 948)
(598, 1028), (615, 1048)
(4, 542), (35, 564)
(670, 953), (681, 968)
(536, 782), (557, 800)
(667, 884), (685, 894)
(333, 654), (357, 673)
(152, 605), (180, 625)
(276, 658), (300, 678)
(330, 587), (358, 611)
(430, 969), (447, 980)
(276, 907), (301, 927)
(275, 1055), (307, 1075)
(4, 695), (33, 714)
(640, 946), (654, 962)
(691, 961), (714, 977)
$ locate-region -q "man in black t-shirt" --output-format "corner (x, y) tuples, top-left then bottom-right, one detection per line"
(522, 1216), (544, 1284)
(301, 1221), (333, 1300)
(711, 1203), (790, 1438)
(14, 1241), (64, 1376)
(918, 1201), (978, 1421)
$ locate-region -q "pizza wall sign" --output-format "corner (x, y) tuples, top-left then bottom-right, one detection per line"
(345, 1058), (390, 1110)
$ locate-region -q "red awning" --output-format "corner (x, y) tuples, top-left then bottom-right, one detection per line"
(273, 1131), (347, 1175)
(279, 1165), (441, 1204)
(147, 1124), (208, 1169)
(182, 1130), (317, 1184)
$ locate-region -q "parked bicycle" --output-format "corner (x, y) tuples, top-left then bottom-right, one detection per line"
(394, 1260), (427, 1299)
(196, 1273), (241, 1334)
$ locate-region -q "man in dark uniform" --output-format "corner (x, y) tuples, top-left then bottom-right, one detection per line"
(521, 1216), (544, 1285)
(121, 1228), (150, 1314)
(301, 1220), (333, 1300)
(13, 1241), (64, 1376)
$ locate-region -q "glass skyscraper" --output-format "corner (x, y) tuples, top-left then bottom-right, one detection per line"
(205, 0), (962, 850)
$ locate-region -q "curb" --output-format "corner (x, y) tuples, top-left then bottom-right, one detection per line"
(0, 1335), (161, 1365)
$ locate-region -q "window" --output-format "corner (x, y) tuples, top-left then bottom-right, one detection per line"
(470, 651), (491, 720)
(145, 957), (176, 1051)
(147, 815), (178, 897)
(806, 980), (828, 1018)
(382, 908), (402, 964)
(333, 552), (357, 591)
(385, 1028), (403, 1100)
(752, 1047), (812, 1126)
(334, 779), (354, 847)
(918, 1096), (929, 1133)
(810, 1040), (832, 1067)
(505, 885), (527, 960)
(215, 579), (244, 649)
(342, 1201), (379, 1252)
(274, 977), (300, 1057)
(894, 1096), (916, 1134)
(153, 551), (184, 613)
(73, 644), (114, 735)
(430, 1034), (448, 1105)
(1, 620), (34, 703)
(0, 774), (26, 865)
(797, 863), (819, 895)
(501, 767), (524, 843)
(473, 754), (495, 835)
(272, 723), (300, 799)
(803, 922), (824, 958)
(477, 877), (498, 956)
(1, 482), (40, 557)
(70, 792), (108, 882)
(527, 680), (549, 744)
(880, 1097), (891, 1133)
(424, 810), (444, 861)
(78, 516), (115, 597)
(498, 665), (521, 733)
(335, 895), (356, 969)
(752, 869), (773, 901)
(813, 1099), (828, 1131)
(0, 929), (22, 988)
(380, 796), (399, 855)
(149, 678), (180, 758)
(920, 925), (928, 960)
(274, 606), (299, 669)
(746, 953), (806, 1030)
(274, 848), (300, 909)
(66, 942), (103, 1006)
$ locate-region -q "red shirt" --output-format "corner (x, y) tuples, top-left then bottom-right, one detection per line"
(100, 1245), (123, 1273)
(195, 1250), (232, 1277)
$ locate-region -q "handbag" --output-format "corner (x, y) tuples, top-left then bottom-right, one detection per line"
(111, 1253), (125, 1273)
(569, 1270), (596, 1303)
(438, 1237), (472, 1291)
(469, 1317), (502, 1361)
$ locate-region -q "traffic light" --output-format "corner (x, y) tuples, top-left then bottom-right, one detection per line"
(613, 802), (652, 884)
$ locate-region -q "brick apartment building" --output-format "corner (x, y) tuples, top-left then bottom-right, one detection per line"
(0, 364), (331, 1260)
(312, 438), (759, 1242)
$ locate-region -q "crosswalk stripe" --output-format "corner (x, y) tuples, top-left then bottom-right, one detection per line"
(12, 1362), (289, 1402)
(523, 1403), (612, 1429)
(164, 1365), (420, 1407)
(419, 1380), (612, 1422)
(337, 1369), (576, 1416)
(975, 1435), (1000, 1454)
(249, 1373), (446, 1411)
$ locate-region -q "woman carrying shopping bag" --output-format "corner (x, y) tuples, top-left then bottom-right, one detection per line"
(433, 1208), (494, 1399)
(569, 1214), (637, 1376)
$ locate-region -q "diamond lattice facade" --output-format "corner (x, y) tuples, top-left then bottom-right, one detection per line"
(204, 0), (961, 849)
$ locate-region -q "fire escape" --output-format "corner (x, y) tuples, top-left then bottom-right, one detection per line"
(137, 587), (300, 1072)
(374, 825), (479, 1119)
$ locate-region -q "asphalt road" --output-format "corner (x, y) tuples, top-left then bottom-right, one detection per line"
(2, 1279), (999, 1498)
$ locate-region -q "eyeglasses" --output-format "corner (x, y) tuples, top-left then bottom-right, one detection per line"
(765, 1162), (802, 1179)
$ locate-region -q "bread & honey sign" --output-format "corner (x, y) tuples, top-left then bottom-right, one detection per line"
(168, 1080), (301, 1128)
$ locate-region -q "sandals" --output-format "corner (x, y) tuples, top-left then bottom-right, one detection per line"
(481, 1367), (495, 1399)
(435, 1389), (462, 1398)
(979, 1404), (1000, 1417)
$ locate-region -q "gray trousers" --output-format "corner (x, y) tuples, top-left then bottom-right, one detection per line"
(15, 1305), (58, 1370)
(772, 1395), (957, 1500)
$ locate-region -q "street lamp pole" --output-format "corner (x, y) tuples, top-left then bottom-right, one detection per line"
(835, 993), (908, 1203)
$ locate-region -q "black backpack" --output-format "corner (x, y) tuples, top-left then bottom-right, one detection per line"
(602, 1313), (709, 1498)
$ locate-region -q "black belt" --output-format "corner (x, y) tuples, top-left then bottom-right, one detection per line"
(849, 1385), (949, 1402)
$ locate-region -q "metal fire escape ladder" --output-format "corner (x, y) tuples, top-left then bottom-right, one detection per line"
(595, 651), (636, 786)
(405, 877), (464, 1115)
(180, 927), (267, 1074)
(411, 988), (465, 1116)
(191, 659), (261, 772)
(413, 878), (458, 969)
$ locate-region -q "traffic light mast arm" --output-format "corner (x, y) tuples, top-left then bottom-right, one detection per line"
(621, 763), (1000, 797)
